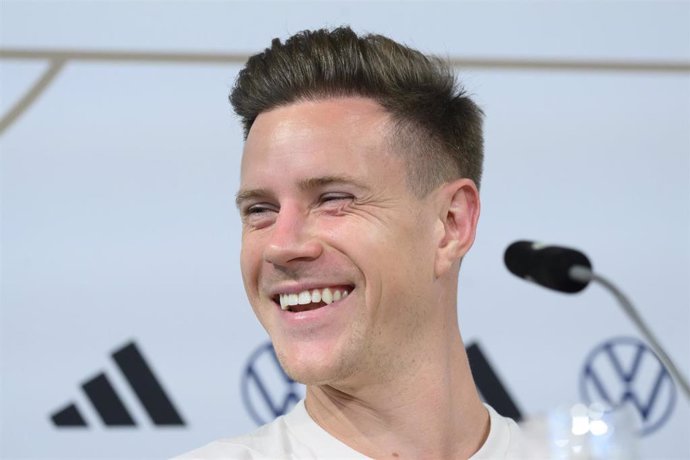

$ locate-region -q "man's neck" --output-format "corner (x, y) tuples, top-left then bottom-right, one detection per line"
(303, 331), (489, 459)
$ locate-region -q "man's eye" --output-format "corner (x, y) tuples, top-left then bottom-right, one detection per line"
(320, 193), (353, 204)
(316, 193), (355, 214)
(244, 204), (277, 216)
(241, 204), (279, 228)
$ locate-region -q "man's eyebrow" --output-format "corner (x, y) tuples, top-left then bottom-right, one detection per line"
(297, 175), (370, 192)
(235, 176), (369, 208)
(235, 188), (271, 209)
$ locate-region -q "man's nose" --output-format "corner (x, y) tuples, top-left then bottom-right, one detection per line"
(263, 206), (322, 266)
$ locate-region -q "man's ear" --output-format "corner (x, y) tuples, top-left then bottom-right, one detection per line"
(434, 178), (480, 277)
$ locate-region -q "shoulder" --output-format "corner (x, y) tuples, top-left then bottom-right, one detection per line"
(470, 405), (525, 460)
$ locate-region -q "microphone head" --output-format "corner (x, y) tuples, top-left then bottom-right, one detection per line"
(504, 241), (592, 293)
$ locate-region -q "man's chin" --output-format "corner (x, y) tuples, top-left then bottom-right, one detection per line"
(280, 360), (343, 386)
(275, 348), (354, 387)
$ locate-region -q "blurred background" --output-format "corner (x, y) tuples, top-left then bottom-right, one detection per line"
(1, 1), (688, 458)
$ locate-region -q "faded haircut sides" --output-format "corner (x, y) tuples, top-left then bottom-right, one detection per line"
(230, 26), (484, 196)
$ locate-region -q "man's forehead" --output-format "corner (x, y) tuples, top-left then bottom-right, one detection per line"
(241, 97), (395, 168)
(246, 96), (391, 140)
(236, 96), (410, 201)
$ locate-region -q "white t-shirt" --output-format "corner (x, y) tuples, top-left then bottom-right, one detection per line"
(177, 402), (524, 459)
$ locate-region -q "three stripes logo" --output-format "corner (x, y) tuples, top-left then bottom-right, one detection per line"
(466, 342), (523, 422)
(50, 341), (185, 428)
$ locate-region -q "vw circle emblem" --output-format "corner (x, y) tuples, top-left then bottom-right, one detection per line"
(242, 341), (305, 426)
(580, 336), (676, 436)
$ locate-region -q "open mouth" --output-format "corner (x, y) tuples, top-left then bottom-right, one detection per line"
(273, 286), (353, 313)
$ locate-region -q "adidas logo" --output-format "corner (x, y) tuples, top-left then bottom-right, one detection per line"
(50, 341), (185, 427)
(466, 342), (522, 422)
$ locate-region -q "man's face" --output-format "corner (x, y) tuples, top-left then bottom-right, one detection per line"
(237, 97), (442, 386)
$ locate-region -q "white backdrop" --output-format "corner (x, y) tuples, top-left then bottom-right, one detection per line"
(1, 2), (689, 459)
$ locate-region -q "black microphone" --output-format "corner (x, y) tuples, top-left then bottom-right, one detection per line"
(504, 241), (592, 293)
(503, 239), (690, 400)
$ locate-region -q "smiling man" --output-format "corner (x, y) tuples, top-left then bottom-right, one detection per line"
(180, 27), (523, 459)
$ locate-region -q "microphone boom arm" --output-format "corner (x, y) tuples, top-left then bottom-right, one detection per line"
(569, 266), (690, 402)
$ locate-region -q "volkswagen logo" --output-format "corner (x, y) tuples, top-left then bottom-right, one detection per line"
(241, 342), (305, 426)
(580, 336), (676, 435)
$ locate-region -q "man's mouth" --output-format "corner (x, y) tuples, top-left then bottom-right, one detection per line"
(274, 286), (352, 313)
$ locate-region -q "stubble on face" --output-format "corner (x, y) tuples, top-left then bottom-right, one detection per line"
(238, 97), (441, 390)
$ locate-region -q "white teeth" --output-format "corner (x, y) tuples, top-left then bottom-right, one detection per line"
(288, 294), (299, 306)
(311, 289), (321, 302)
(277, 287), (351, 310)
(298, 290), (311, 305)
(322, 288), (333, 304)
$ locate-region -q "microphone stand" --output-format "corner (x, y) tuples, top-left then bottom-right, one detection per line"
(569, 266), (690, 402)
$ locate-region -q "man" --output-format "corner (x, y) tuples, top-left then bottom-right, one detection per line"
(181, 27), (523, 459)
